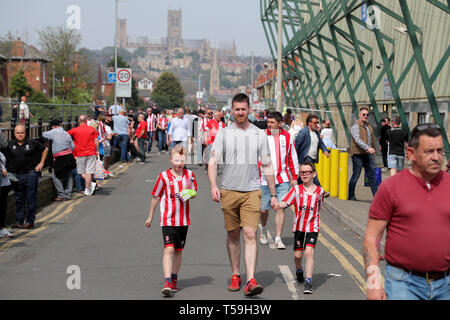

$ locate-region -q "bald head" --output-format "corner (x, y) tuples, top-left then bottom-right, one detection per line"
(79, 115), (87, 124)
(14, 124), (26, 142)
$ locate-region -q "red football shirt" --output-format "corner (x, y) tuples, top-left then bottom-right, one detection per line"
(369, 169), (450, 272)
(68, 124), (98, 157)
(136, 120), (148, 139)
(152, 169), (198, 227)
(205, 119), (225, 145)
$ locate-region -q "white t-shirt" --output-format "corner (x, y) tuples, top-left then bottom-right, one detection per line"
(321, 128), (333, 140)
(19, 102), (29, 119)
(109, 105), (122, 115)
(307, 130), (319, 160)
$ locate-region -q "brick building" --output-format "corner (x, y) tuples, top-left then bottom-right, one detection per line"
(6, 38), (51, 97)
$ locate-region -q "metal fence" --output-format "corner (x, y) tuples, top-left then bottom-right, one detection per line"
(0, 101), (94, 140)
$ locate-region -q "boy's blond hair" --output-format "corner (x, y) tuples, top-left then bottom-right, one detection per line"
(170, 144), (187, 158)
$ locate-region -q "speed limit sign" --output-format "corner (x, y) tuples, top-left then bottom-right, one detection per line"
(116, 68), (132, 98)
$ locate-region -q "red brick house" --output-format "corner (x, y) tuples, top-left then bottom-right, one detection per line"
(5, 38), (51, 97)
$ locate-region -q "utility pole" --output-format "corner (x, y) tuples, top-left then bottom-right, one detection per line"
(275, 0), (283, 112)
(114, 0), (118, 109)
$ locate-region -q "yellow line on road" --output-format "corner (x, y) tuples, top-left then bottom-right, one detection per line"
(320, 222), (384, 285)
(318, 234), (366, 293)
(0, 161), (134, 254)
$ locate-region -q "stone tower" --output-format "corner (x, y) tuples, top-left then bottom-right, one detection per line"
(210, 49), (220, 95)
(167, 9), (182, 48)
(117, 18), (127, 49)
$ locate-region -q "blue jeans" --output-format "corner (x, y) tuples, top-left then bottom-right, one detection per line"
(13, 171), (39, 224)
(348, 154), (378, 199)
(260, 182), (291, 211)
(73, 168), (85, 192)
(158, 130), (166, 152)
(116, 134), (130, 162)
(138, 138), (146, 162)
(385, 264), (450, 300)
(147, 131), (154, 153)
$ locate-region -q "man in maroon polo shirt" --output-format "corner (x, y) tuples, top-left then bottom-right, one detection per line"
(363, 123), (449, 300)
(68, 115), (99, 196)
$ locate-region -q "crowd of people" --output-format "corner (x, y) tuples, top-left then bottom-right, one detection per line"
(0, 93), (448, 300)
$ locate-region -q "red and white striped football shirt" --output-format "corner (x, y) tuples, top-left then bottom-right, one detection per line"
(282, 184), (325, 233)
(260, 128), (299, 185)
(146, 114), (157, 132)
(152, 169), (198, 227)
(157, 115), (169, 131)
(205, 119), (226, 145)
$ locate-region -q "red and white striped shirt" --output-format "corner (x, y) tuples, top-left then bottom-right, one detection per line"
(260, 128), (299, 185)
(282, 185), (325, 233)
(198, 117), (209, 137)
(146, 114), (157, 132)
(157, 115), (169, 131)
(205, 119), (226, 145)
(152, 169), (198, 227)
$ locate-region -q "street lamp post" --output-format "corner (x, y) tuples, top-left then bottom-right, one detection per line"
(275, 0), (283, 112)
(114, 0), (118, 109)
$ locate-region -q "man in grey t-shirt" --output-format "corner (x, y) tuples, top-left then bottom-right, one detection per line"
(208, 93), (277, 297)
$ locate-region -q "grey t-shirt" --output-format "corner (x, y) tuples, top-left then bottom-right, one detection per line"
(211, 122), (271, 192)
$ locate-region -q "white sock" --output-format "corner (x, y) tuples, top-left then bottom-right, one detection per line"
(275, 236), (281, 242)
(260, 226), (267, 234)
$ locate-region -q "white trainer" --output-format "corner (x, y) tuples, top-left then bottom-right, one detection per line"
(274, 238), (286, 249)
(91, 182), (97, 195)
(0, 228), (14, 238)
(259, 232), (268, 245)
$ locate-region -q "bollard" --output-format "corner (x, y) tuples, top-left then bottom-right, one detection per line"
(330, 148), (339, 197)
(322, 148), (331, 192)
(317, 149), (324, 184)
(37, 117), (43, 137)
(25, 118), (31, 138)
(338, 150), (349, 200)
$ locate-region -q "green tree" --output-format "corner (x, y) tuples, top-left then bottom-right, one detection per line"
(151, 72), (185, 109)
(10, 69), (32, 98)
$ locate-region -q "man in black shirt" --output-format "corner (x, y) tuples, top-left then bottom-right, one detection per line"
(252, 111), (268, 130)
(379, 118), (391, 170)
(386, 116), (408, 176)
(1, 125), (48, 229)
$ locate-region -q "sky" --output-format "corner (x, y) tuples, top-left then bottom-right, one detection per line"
(0, 0), (271, 57)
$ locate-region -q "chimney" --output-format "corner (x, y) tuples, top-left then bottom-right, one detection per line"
(12, 38), (25, 57)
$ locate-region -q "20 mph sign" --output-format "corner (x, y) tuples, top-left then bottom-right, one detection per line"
(116, 68), (132, 98)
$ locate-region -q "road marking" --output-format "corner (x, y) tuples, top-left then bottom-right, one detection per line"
(321, 222), (384, 285)
(0, 197), (84, 254)
(278, 265), (300, 300)
(0, 161), (134, 254)
(267, 230), (276, 249)
(318, 234), (366, 293)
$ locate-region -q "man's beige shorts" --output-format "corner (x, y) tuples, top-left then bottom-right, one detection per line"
(221, 189), (261, 231)
(76, 155), (97, 174)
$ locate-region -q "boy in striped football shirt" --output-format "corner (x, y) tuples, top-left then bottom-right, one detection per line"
(145, 145), (197, 297)
(278, 161), (325, 294)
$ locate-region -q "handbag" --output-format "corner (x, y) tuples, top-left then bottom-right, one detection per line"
(93, 156), (106, 180)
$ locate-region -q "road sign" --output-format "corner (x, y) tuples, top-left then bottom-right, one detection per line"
(116, 68), (132, 98)
(108, 72), (116, 83)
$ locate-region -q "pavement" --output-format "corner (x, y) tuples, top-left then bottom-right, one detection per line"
(322, 163), (390, 248)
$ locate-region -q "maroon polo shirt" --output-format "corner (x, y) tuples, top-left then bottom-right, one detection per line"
(369, 169), (450, 272)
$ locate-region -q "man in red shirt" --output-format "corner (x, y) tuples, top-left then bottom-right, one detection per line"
(68, 115), (99, 196)
(136, 113), (148, 163)
(363, 123), (450, 300)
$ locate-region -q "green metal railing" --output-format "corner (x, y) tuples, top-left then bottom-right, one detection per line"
(260, 0), (450, 155)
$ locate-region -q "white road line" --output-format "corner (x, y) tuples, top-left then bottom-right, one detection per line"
(267, 230), (276, 249)
(278, 265), (300, 300)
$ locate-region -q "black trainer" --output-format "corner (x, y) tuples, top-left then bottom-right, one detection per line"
(304, 282), (313, 294)
(296, 270), (305, 284)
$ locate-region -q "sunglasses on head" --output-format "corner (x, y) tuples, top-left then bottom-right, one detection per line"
(415, 123), (441, 131)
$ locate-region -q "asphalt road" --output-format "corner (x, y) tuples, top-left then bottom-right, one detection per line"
(0, 151), (376, 300)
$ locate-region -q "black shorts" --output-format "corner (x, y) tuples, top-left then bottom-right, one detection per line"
(293, 232), (319, 251)
(162, 226), (189, 251)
